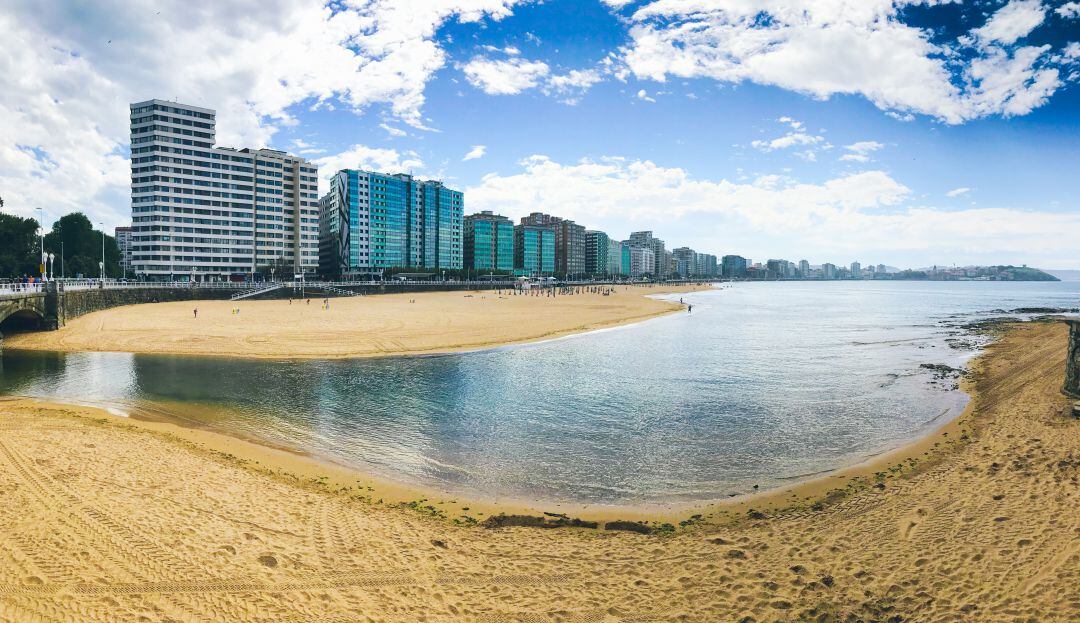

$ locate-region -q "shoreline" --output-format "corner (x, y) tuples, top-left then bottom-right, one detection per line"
(2, 283), (713, 361)
(0, 321), (1074, 620)
(0, 320), (1030, 526)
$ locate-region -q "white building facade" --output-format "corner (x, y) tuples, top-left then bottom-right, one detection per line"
(129, 100), (319, 281)
(629, 246), (655, 277)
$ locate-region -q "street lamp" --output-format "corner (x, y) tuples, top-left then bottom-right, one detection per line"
(47, 253), (54, 281)
(99, 222), (105, 280)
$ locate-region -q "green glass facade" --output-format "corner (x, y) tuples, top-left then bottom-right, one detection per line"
(317, 169), (463, 276)
(464, 211), (514, 271)
(585, 230), (610, 275)
(514, 225), (555, 275)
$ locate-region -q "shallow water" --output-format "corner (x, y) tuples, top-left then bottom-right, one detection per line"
(2, 280), (1077, 507)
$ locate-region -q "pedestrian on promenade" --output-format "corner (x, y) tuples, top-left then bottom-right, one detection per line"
(193, 308), (198, 318)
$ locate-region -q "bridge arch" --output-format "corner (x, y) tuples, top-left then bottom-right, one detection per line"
(0, 297), (48, 338)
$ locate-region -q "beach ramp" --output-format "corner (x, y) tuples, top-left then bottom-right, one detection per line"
(230, 283), (283, 301)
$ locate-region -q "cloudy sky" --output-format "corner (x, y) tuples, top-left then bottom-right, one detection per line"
(1, 0), (1078, 268)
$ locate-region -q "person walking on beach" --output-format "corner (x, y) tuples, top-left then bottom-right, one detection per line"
(687, 304), (693, 314)
(193, 307), (198, 319)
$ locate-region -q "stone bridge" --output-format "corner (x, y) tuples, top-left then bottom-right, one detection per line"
(0, 291), (54, 339)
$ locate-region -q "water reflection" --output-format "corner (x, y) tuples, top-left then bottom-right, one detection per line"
(2, 281), (1077, 506)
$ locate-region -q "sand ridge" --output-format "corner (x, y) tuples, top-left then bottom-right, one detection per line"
(3, 284), (710, 359)
(0, 321), (1076, 621)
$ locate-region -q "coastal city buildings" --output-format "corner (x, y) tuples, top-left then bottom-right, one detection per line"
(629, 246), (655, 277)
(799, 259), (810, 277)
(673, 247), (696, 278)
(822, 263), (838, 279)
(317, 169), (463, 277)
(585, 230), (610, 276)
(514, 223), (556, 275)
(464, 211), (514, 272)
(114, 226), (132, 276)
(608, 239), (630, 276)
(626, 231), (666, 278)
(129, 99), (319, 281)
(851, 261), (862, 279)
(518, 213), (585, 277)
(722, 255), (748, 279)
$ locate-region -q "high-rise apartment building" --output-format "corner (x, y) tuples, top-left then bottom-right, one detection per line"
(673, 247), (697, 277)
(317, 169), (463, 277)
(822, 263), (838, 279)
(626, 231), (666, 278)
(464, 211), (514, 272)
(722, 255), (748, 278)
(585, 230), (610, 275)
(850, 261), (861, 279)
(114, 226), (133, 276)
(629, 246), (655, 277)
(608, 239), (629, 276)
(693, 253), (717, 277)
(514, 224), (555, 275)
(520, 212), (584, 276)
(798, 259), (810, 277)
(129, 99), (319, 280)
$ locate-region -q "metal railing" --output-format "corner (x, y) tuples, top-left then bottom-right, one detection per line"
(0, 277), (709, 297)
(230, 283), (283, 301)
(0, 282), (45, 296)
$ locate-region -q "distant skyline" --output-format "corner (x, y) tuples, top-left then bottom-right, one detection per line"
(1, 1), (1078, 267)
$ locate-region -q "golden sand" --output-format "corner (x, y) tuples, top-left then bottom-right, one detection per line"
(3, 284), (707, 359)
(0, 321), (1076, 621)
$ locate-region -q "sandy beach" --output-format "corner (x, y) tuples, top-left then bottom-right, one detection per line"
(3, 284), (708, 359)
(0, 320), (1075, 621)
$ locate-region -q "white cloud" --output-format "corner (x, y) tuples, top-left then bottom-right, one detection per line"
(946, 187), (971, 197)
(972, 1), (1046, 45)
(0, 0), (523, 228)
(615, 0), (1069, 124)
(462, 56), (603, 102)
(545, 69), (604, 95)
(839, 140), (885, 162)
(751, 117), (828, 157)
(379, 123), (407, 137)
(466, 154), (1080, 266)
(463, 145), (487, 161)
(753, 133), (822, 151)
(1059, 2), (1080, 18)
(313, 145), (425, 195)
(637, 89), (657, 102)
(461, 56), (551, 94)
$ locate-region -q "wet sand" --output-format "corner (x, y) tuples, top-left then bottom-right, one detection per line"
(3, 284), (708, 359)
(0, 321), (1075, 621)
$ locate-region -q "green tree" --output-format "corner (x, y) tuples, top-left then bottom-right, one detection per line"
(0, 212), (41, 278)
(42, 213), (121, 278)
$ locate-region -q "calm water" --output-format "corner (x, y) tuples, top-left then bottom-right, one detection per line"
(1, 281), (1077, 508)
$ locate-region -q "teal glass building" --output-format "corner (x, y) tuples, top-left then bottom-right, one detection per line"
(318, 169), (463, 277)
(585, 230), (610, 275)
(464, 211), (514, 272)
(514, 225), (555, 275)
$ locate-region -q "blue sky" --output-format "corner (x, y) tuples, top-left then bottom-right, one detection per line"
(2, 0), (1078, 268)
